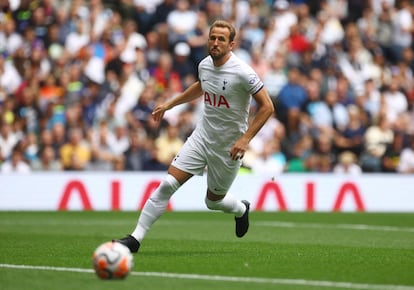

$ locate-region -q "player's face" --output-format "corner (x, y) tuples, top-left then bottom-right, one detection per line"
(208, 27), (234, 64)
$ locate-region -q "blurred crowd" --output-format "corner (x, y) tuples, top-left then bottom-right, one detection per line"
(1, 0), (414, 175)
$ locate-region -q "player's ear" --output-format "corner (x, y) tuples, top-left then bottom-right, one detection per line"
(229, 40), (235, 50)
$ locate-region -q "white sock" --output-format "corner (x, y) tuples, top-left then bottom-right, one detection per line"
(205, 193), (246, 218)
(131, 174), (180, 242)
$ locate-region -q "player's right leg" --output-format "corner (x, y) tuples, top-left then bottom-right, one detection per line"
(116, 166), (192, 253)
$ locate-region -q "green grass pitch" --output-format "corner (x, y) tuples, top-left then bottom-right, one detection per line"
(1, 211), (414, 290)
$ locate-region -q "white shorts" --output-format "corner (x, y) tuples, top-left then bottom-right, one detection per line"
(171, 134), (242, 196)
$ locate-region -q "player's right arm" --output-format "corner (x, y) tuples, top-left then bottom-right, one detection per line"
(152, 81), (203, 122)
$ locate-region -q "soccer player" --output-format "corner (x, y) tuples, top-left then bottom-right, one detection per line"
(116, 20), (274, 253)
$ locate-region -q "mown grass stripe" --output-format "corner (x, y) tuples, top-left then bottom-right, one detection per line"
(1, 263), (413, 290)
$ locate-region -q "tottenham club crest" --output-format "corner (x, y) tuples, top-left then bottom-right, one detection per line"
(222, 79), (228, 90)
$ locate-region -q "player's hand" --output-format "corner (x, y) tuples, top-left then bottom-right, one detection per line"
(152, 104), (168, 122)
(230, 137), (249, 160)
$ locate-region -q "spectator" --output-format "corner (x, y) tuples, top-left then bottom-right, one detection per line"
(131, 0), (162, 35)
(1, 0), (414, 174)
(31, 145), (62, 171)
(359, 78), (382, 122)
(61, 63), (84, 107)
(31, 6), (49, 44)
(249, 46), (270, 80)
(107, 122), (129, 156)
(144, 29), (163, 71)
(166, 0), (198, 45)
(151, 51), (182, 94)
(1, 18), (24, 55)
(50, 122), (66, 155)
(119, 19), (147, 54)
(113, 49), (145, 121)
(242, 13), (266, 52)
(1, 145), (31, 174)
(357, 6), (378, 42)
(88, 120), (120, 171)
(375, 2), (394, 61)
(382, 76), (408, 125)
(126, 83), (156, 131)
(312, 133), (337, 167)
(64, 19), (90, 57)
(141, 139), (168, 171)
(276, 66), (307, 139)
(300, 78), (322, 137)
(124, 129), (149, 171)
(337, 38), (369, 94)
(360, 116), (394, 172)
(0, 121), (20, 162)
(335, 75), (356, 107)
(16, 87), (41, 133)
(407, 87), (414, 134)
(334, 105), (366, 156)
(172, 42), (197, 88)
(248, 112), (282, 159)
(38, 74), (63, 111)
(251, 139), (286, 175)
(333, 150), (362, 174)
(150, 0), (175, 31)
(397, 134), (414, 173)
(311, 90), (349, 134)
(60, 127), (91, 170)
(155, 123), (184, 166)
(263, 53), (288, 107)
(0, 54), (22, 95)
(264, 0), (297, 59)
(296, 2), (318, 44)
(285, 134), (314, 172)
(80, 79), (107, 128)
(175, 107), (197, 141)
(316, 9), (344, 46)
(390, 0), (413, 63)
(381, 132), (405, 173)
(316, 154), (334, 172)
(23, 132), (39, 162)
(187, 11), (209, 66)
(286, 23), (312, 66)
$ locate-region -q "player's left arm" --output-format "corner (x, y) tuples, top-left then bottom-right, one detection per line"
(230, 87), (274, 160)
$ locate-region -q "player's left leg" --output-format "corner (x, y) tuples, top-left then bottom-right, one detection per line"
(204, 152), (250, 237)
(205, 190), (246, 216)
(205, 190), (250, 238)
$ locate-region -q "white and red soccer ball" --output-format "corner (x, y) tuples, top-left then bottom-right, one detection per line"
(92, 241), (133, 280)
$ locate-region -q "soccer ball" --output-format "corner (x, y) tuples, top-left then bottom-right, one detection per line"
(92, 241), (133, 280)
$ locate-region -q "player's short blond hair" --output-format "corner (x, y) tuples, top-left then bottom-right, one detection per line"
(209, 20), (236, 42)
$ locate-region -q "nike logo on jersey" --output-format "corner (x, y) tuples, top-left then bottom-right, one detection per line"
(204, 92), (230, 108)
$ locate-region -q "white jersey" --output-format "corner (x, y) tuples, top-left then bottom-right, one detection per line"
(193, 52), (263, 150)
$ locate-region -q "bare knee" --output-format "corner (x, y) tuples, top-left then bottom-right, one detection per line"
(206, 189), (224, 201)
(205, 189), (225, 210)
(167, 165), (193, 184)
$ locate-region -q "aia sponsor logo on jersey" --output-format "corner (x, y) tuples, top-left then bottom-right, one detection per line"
(204, 92), (230, 108)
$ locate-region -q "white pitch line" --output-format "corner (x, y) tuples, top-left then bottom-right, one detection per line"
(255, 221), (414, 233)
(1, 263), (414, 290)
